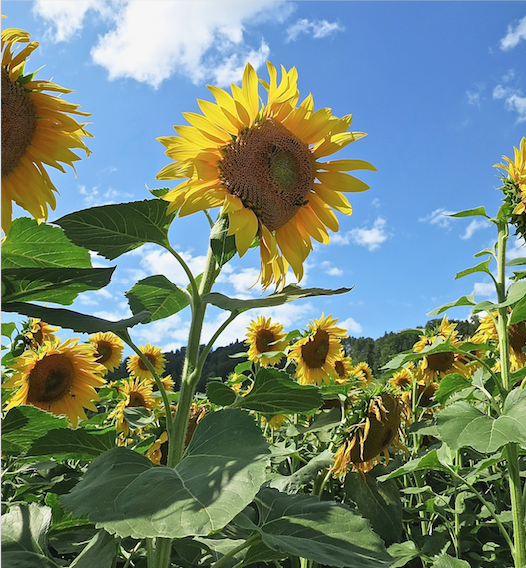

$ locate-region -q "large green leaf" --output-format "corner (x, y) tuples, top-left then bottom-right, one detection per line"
(472, 280), (526, 314)
(210, 215), (237, 267)
(125, 275), (190, 322)
(344, 466), (403, 544)
(454, 259), (492, 280)
(27, 428), (116, 460)
(233, 368), (322, 414)
(204, 285), (352, 312)
(61, 409), (270, 539)
(378, 449), (450, 481)
(54, 199), (176, 260)
(448, 207), (488, 218)
(1, 504), (60, 568)
(206, 382), (237, 406)
(2, 303), (150, 334)
(252, 488), (392, 568)
(510, 294), (526, 325)
(2, 406), (68, 454)
(2, 267), (115, 304)
(2, 217), (92, 269)
(434, 373), (472, 405)
(69, 530), (118, 568)
(431, 554), (471, 568)
(427, 294), (476, 317)
(436, 389), (526, 452)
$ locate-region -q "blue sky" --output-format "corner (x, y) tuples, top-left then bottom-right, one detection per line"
(3, 1), (526, 353)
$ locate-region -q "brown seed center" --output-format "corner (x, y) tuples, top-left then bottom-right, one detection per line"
(335, 360), (345, 378)
(138, 354), (156, 371)
(27, 354), (74, 403)
(256, 329), (276, 353)
(219, 118), (315, 231)
(128, 392), (146, 407)
(426, 351), (455, 373)
(509, 322), (526, 354)
(96, 342), (113, 364)
(301, 328), (330, 369)
(1, 68), (37, 177)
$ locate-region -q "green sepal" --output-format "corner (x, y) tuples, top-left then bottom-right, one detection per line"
(210, 214), (237, 267)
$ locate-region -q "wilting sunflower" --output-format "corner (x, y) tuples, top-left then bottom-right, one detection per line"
(289, 314), (346, 385)
(331, 391), (407, 477)
(472, 312), (526, 370)
(107, 377), (160, 437)
(3, 338), (105, 427)
(23, 318), (58, 350)
(412, 316), (469, 383)
(157, 62), (374, 289)
(126, 343), (166, 379)
(1, 26), (91, 234)
(246, 316), (288, 366)
(89, 332), (124, 374)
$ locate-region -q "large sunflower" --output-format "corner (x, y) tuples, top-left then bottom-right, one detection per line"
(126, 343), (166, 379)
(157, 62), (374, 289)
(2, 338), (106, 427)
(1, 26), (92, 233)
(89, 332), (124, 374)
(494, 137), (526, 215)
(289, 314), (346, 385)
(107, 377), (160, 437)
(245, 316), (288, 366)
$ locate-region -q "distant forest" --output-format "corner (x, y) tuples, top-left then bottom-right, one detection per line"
(107, 317), (480, 390)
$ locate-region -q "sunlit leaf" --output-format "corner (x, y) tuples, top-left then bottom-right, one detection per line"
(448, 207), (488, 218)
(427, 294), (476, 317)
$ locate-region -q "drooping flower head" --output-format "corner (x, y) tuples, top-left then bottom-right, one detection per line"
(146, 430), (169, 465)
(89, 332), (124, 374)
(2, 338), (106, 427)
(23, 318), (58, 350)
(289, 314), (347, 385)
(330, 390), (408, 477)
(245, 316), (288, 366)
(1, 26), (92, 233)
(107, 377), (160, 437)
(126, 343), (166, 379)
(157, 62), (374, 289)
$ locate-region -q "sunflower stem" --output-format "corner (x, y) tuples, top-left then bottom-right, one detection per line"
(495, 217), (526, 568)
(163, 242), (199, 304)
(211, 533), (260, 568)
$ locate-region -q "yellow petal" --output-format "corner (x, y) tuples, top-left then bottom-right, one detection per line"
(316, 171), (369, 193)
(228, 207), (259, 257)
(317, 159), (376, 172)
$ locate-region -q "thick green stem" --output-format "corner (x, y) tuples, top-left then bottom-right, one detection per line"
(495, 219), (526, 567)
(212, 534), (260, 568)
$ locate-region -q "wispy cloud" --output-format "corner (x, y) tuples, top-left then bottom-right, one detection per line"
(333, 217), (390, 251)
(34, 0), (292, 88)
(493, 84), (526, 123)
(78, 185), (133, 208)
(500, 14), (526, 51)
(418, 208), (455, 229)
(460, 219), (489, 240)
(321, 261), (343, 277)
(286, 18), (344, 43)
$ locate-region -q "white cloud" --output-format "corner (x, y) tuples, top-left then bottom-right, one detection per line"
(493, 85), (526, 123)
(466, 91), (481, 108)
(371, 197), (380, 208)
(339, 316), (362, 335)
(135, 245), (207, 286)
(34, 0), (290, 88)
(334, 217), (389, 251)
(460, 219), (488, 240)
(286, 18), (344, 43)
(79, 184), (133, 208)
(321, 261), (343, 277)
(500, 14), (526, 50)
(418, 208), (455, 229)
(508, 236), (526, 260)
(473, 282), (496, 299)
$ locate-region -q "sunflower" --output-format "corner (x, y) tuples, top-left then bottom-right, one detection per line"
(107, 377), (160, 437)
(261, 413), (288, 429)
(126, 343), (166, 379)
(156, 62), (374, 289)
(330, 391), (407, 477)
(88, 332), (124, 374)
(494, 137), (526, 214)
(351, 361), (374, 386)
(152, 374), (175, 392)
(388, 367), (414, 391)
(23, 318), (58, 350)
(2, 338), (105, 427)
(412, 316), (469, 383)
(333, 354), (353, 384)
(1, 26), (91, 234)
(146, 431), (169, 465)
(245, 316), (288, 366)
(289, 314), (346, 385)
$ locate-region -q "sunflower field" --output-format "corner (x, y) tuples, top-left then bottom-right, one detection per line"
(2, 20), (526, 568)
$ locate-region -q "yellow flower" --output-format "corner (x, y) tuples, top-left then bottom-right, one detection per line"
(388, 367), (413, 391)
(107, 377), (160, 437)
(413, 316), (468, 382)
(89, 332), (124, 374)
(126, 343), (166, 379)
(3, 338), (105, 427)
(351, 361), (374, 386)
(1, 26), (91, 234)
(245, 316), (288, 366)
(146, 431), (169, 465)
(157, 62), (374, 289)
(330, 392), (407, 477)
(261, 414), (288, 429)
(333, 354), (353, 384)
(24, 318), (58, 350)
(494, 137), (526, 215)
(289, 314), (346, 385)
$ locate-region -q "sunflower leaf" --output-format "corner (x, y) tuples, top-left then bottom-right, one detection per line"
(233, 368), (322, 414)
(27, 428), (117, 461)
(206, 382), (237, 406)
(251, 488), (392, 568)
(125, 275), (190, 322)
(436, 389), (526, 452)
(377, 449), (451, 481)
(1, 303), (151, 334)
(69, 530), (118, 568)
(210, 215), (237, 267)
(60, 409), (270, 539)
(203, 285), (352, 312)
(54, 199), (176, 260)
(1, 267), (115, 305)
(1, 217), (92, 269)
(427, 293), (476, 317)
(472, 280), (526, 313)
(448, 207), (489, 219)
(510, 294), (526, 324)
(454, 259), (492, 280)
(433, 373), (473, 405)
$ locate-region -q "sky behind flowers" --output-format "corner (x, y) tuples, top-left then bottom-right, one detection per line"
(3, 1), (526, 352)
